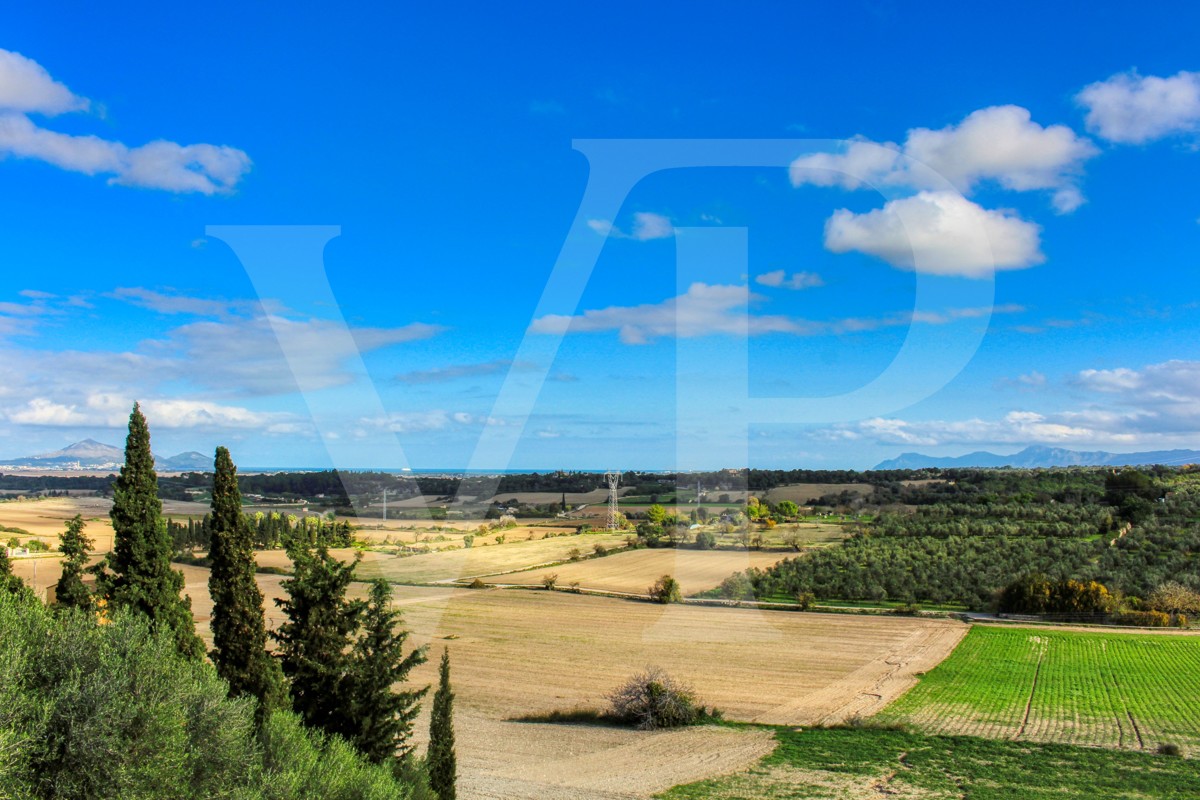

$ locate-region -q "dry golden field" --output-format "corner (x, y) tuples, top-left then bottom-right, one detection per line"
(11, 545), (966, 798)
(352, 532), (631, 584)
(491, 548), (793, 595)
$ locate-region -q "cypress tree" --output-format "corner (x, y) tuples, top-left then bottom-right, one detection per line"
(427, 648), (457, 800)
(55, 515), (93, 611)
(99, 403), (204, 658)
(348, 578), (427, 763)
(208, 446), (286, 712)
(271, 537), (363, 740)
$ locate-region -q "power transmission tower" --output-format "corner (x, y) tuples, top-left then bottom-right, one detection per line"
(605, 471), (622, 531)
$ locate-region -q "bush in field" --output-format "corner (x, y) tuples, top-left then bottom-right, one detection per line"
(693, 531), (716, 550)
(592, 543), (608, 557)
(607, 666), (712, 730)
(717, 571), (755, 602)
(542, 573), (558, 590)
(794, 590), (815, 610)
(648, 574), (682, 604)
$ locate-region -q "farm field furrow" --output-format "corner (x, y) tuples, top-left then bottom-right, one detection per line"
(880, 626), (1200, 752)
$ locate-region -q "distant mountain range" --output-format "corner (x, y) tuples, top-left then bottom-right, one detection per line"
(873, 445), (1200, 470)
(0, 439), (213, 472)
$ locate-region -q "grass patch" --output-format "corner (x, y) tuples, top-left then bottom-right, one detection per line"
(659, 726), (1200, 799)
(880, 625), (1200, 751)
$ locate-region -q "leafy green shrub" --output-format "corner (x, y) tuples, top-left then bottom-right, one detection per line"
(0, 591), (258, 799)
(717, 571), (754, 602)
(693, 531), (716, 550)
(794, 590), (815, 610)
(648, 574), (682, 604)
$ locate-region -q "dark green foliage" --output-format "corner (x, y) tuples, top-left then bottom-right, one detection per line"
(754, 467), (1200, 610)
(693, 530), (716, 550)
(54, 514), (93, 611)
(170, 510), (354, 552)
(0, 590), (415, 800)
(349, 579), (428, 763)
(427, 649), (456, 800)
(209, 446), (286, 713)
(998, 574), (1115, 614)
(271, 537), (363, 741)
(0, 589), (256, 799)
(0, 546), (31, 598)
(97, 403), (204, 659)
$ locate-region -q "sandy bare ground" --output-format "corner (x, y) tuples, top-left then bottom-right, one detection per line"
(428, 712), (776, 800)
(492, 548), (794, 595)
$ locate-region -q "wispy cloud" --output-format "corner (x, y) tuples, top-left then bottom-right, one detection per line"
(587, 211), (674, 241)
(530, 283), (1021, 344)
(754, 270), (824, 290)
(829, 359), (1200, 449)
(6, 393), (301, 432)
(397, 359), (537, 384)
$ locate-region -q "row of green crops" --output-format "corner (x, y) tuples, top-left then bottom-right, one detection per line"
(880, 626), (1200, 751)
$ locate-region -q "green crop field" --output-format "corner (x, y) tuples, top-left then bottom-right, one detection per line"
(879, 626), (1200, 752)
(658, 727), (1200, 800)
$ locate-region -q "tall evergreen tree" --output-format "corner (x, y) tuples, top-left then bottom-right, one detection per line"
(98, 403), (204, 658)
(208, 446), (285, 713)
(348, 578), (428, 763)
(427, 648), (457, 800)
(55, 515), (93, 611)
(271, 537), (363, 741)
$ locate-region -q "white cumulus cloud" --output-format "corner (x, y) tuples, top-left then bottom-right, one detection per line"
(0, 49), (87, 115)
(0, 48), (251, 194)
(791, 105), (1096, 213)
(823, 191), (1044, 277)
(1078, 70), (1200, 144)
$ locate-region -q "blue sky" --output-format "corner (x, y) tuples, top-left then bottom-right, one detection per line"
(2, 1), (1200, 470)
